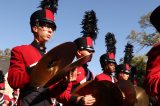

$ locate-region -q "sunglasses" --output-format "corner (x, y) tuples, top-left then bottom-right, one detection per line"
(123, 72), (130, 75)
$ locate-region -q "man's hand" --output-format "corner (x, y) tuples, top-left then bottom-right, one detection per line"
(65, 68), (78, 82)
(77, 94), (96, 105)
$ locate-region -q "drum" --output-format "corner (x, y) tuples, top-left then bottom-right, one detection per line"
(134, 86), (149, 106)
(115, 80), (137, 106)
(72, 80), (123, 106)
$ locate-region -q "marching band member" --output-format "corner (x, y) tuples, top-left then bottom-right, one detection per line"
(144, 5), (160, 106)
(0, 70), (12, 106)
(95, 32), (117, 83)
(56, 10), (98, 106)
(7, 1), (76, 106)
(116, 64), (131, 81)
(116, 43), (134, 81)
(10, 89), (19, 106)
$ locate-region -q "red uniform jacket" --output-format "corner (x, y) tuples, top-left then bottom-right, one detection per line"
(8, 45), (42, 89)
(144, 43), (160, 105)
(8, 44), (68, 106)
(56, 65), (93, 106)
(95, 72), (117, 83)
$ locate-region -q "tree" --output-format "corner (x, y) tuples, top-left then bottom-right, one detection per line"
(4, 48), (11, 56)
(0, 50), (3, 57)
(130, 55), (147, 87)
(0, 48), (11, 60)
(127, 12), (160, 51)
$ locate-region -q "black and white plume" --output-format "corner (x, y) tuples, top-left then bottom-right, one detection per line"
(39, 0), (59, 13)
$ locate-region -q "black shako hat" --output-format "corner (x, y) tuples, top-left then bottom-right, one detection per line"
(74, 10), (98, 52)
(150, 5), (160, 32)
(100, 32), (117, 69)
(117, 43), (134, 74)
(30, 0), (59, 29)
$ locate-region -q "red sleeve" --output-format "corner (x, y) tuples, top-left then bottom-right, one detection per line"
(144, 48), (160, 96)
(7, 48), (30, 89)
(47, 81), (68, 98)
(56, 82), (73, 104)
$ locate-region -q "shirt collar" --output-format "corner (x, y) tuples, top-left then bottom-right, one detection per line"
(31, 40), (46, 55)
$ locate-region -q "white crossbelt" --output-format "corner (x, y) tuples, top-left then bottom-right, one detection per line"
(110, 73), (115, 83)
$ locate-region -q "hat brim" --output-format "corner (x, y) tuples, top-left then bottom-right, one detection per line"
(150, 6), (160, 32)
(41, 19), (56, 30)
(82, 47), (95, 53)
(107, 60), (116, 64)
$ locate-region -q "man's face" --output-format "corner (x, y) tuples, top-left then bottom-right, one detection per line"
(119, 72), (130, 80)
(77, 49), (93, 62)
(105, 62), (115, 73)
(33, 22), (55, 43)
(66, 68), (78, 82)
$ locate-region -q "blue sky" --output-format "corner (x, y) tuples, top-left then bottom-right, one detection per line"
(0, 1), (159, 75)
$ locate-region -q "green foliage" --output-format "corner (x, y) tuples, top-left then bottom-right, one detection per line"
(131, 55), (147, 87)
(0, 48), (11, 60)
(138, 12), (152, 28)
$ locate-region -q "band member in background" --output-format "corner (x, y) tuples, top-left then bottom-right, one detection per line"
(95, 32), (117, 83)
(144, 5), (160, 106)
(116, 43), (134, 81)
(116, 64), (131, 81)
(7, 1), (76, 106)
(0, 70), (12, 106)
(11, 89), (19, 106)
(56, 10), (98, 106)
